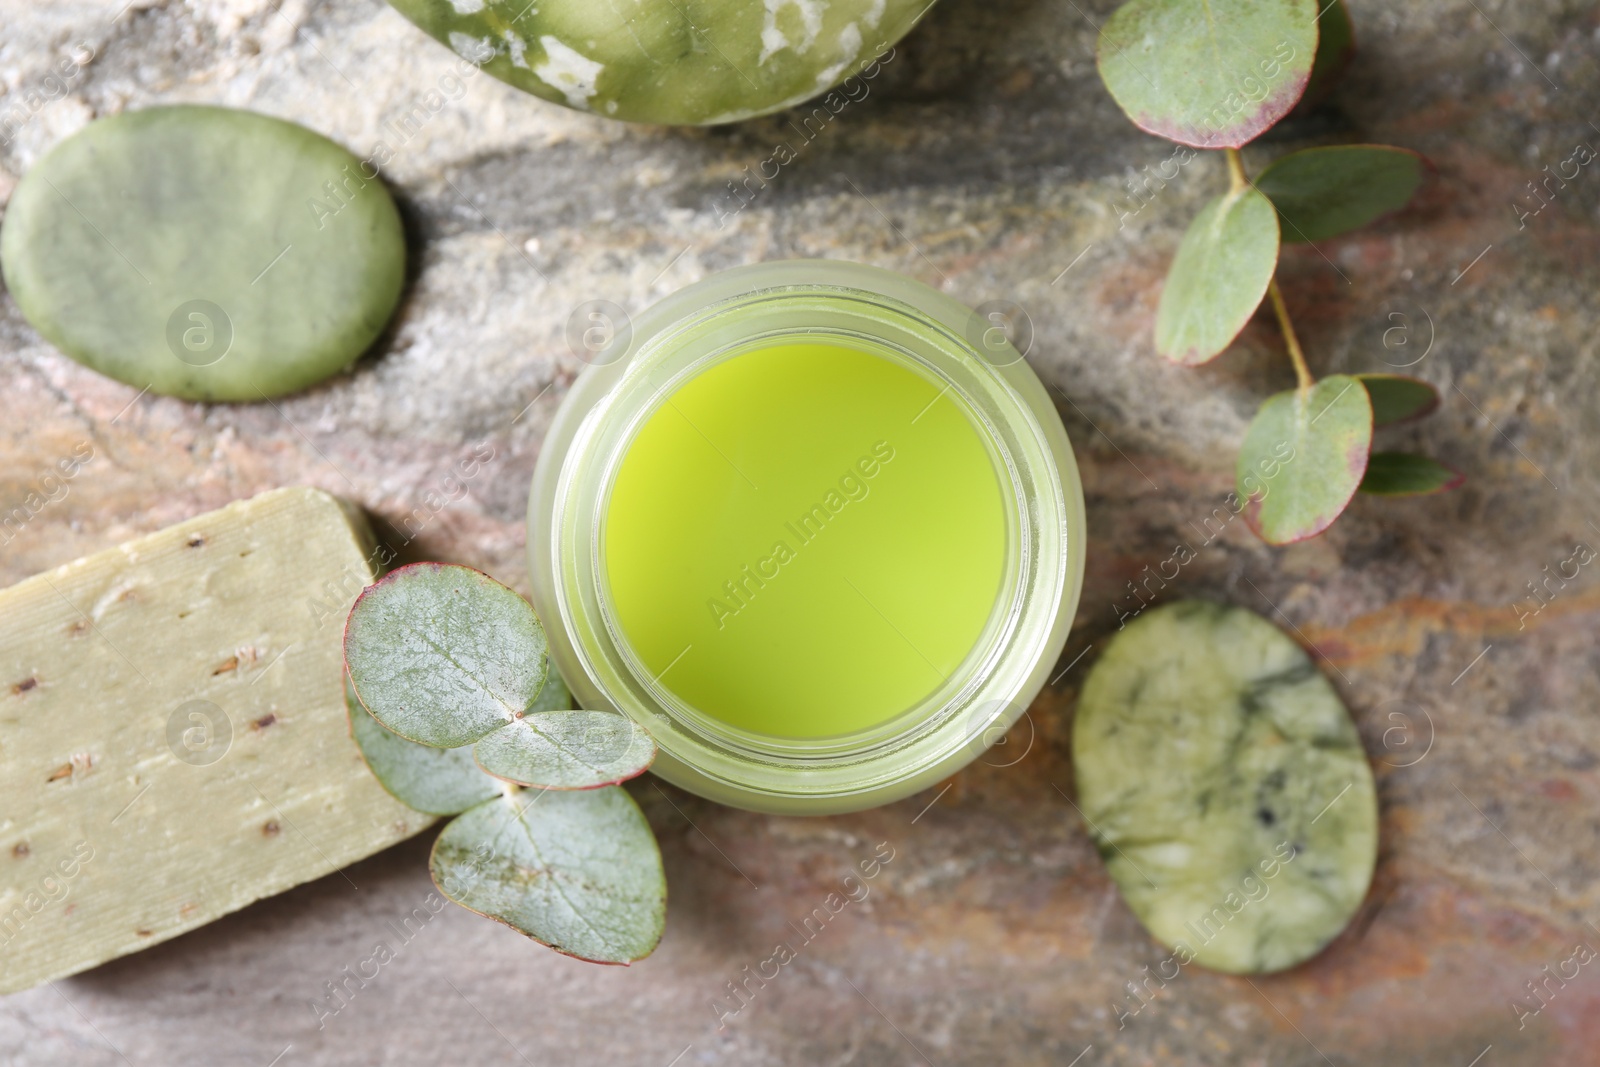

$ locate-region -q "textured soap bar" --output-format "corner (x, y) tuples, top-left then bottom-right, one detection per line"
(1072, 601), (1377, 974)
(0, 487), (431, 994)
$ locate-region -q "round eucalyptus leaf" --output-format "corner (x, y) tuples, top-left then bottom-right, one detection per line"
(346, 676), (500, 816)
(1156, 187), (1280, 365)
(1238, 375), (1373, 544)
(1072, 600), (1378, 974)
(431, 789), (666, 965)
(1298, 0), (1354, 108)
(1097, 0), (1318, 149)
(474, 711), (656, 790)
(1357, 373), (1440, 426)
(1256, 145), (1428, 243)
(344, 563), (548, 748)
(1359, 452), (1464, 496)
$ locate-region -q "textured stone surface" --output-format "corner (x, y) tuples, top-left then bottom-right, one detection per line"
(3, 0), (1600, 1063)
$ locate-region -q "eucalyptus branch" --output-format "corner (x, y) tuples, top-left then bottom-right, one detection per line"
(1266, 279), (1314, 393)
(1095, 0), (1458, 543)
(1227, 147), (1313, 394)
(1224, 146), (1249, 194)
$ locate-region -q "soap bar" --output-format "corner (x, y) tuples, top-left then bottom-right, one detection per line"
(0, 487), (431, 994)
(1071, 600), (1378, 974)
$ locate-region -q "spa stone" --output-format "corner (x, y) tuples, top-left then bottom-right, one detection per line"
(0, 105), (405, 402)
(1071, 600), (1378, 974)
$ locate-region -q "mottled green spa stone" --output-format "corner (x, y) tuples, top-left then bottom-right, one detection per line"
(0, 106), (405, 401)
(386, 0), (931, 126)
(1072, 601), (1378, 974)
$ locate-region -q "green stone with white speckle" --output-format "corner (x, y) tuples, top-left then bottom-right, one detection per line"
(1072, 601), (1378, 974)
(386, 0), (931, 125)
(0, 106), (406, 402)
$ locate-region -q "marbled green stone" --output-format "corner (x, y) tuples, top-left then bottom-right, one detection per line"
(385, 0), (930, 126)
(1072, 601), (1378, 974)
(0, 106), (405, 402)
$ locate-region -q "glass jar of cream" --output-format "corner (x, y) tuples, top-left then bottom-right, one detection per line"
(528, 260), (1085, 814)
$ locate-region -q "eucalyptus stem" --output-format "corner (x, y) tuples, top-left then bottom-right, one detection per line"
(1224, 146), (1249, 193)
(1266, 279), (1314, 393)
(1224, 147), (1313, 393)
(499, 778), (523, 803)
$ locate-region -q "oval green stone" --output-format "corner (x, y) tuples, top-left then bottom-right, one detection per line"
(0, 105), (405, 401)
(1072, 601), (1377, 974)
(386, 0), (929, 125)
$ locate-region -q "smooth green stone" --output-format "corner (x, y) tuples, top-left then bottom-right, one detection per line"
(385, 0), (930, 126)
(0, 105), (405, 402)
(1072, 601), (1377, 975)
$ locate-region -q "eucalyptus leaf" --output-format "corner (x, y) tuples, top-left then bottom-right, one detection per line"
(1257, 145), (1428, 243)
(1238, 375), (1373, 544)
(1097, 0), (1318, 149)
(1357, 373), (1440, 426)
(344, 562), (548, 748)
(431, 789), (666, 965)
(1359, 452), (1464, 496)
(475, 711), (656, 790)
(346, 676), (501, 816)
(1156, 186), (1280, 365)
(1298, 0), (1355, 108)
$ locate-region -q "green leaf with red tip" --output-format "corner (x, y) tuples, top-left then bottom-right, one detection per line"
(1256, 145), (1429, 243)
(474, 711), (656, 790)
(1357, 374), (1440, 426)
(1097, 0), (1319, 149)
(344, 562), (548, 749)
(1359, 452), (1464, 496)
(1156, 186), (1281, 365)
(1238, 375), (1373, 544)
(1297, 0), (1355, 109)
(346, 675), (500, 816)
(431, 789), (666, 965)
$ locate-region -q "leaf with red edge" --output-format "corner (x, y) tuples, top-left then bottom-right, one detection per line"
(346, 675), (499, 816)
(1238, 375), (1373, 544)
(1357, 374), (1440, 426)
(344, 562), (548, 748)
(1257, 145), (1429, 243)
(1156, 186), (1280, 365)
(474, 710), (656, 790)
(431, 788), (666, 965)
(1098, 0), (1319, 149)
(1359, 452), (1464, 496)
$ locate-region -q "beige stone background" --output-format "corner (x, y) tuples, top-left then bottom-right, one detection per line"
(4, 0), (1600, 1063)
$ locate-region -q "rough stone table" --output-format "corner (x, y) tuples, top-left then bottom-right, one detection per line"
(3, 0), (1599, 1063)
